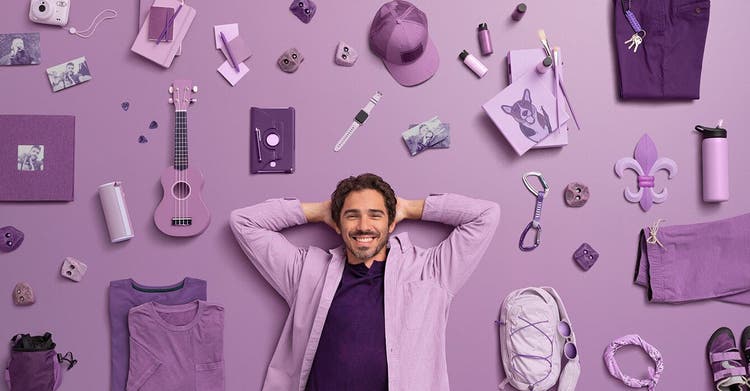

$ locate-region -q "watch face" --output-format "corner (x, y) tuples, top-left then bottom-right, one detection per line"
(355, 110), (368, 124)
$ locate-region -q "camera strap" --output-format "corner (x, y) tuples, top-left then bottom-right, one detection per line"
(67, 9), (118, 38)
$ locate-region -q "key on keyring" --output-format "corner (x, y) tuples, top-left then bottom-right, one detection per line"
(624, 33), (642, 53)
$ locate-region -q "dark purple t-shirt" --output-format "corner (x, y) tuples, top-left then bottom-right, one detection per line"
(108, 277), (207, 391)
(305, 259), (388, 391)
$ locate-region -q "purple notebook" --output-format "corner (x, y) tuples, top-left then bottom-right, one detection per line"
(148, 6), (174, 41)
(0, 115), (75, 201)
(508, 48), (569, 149)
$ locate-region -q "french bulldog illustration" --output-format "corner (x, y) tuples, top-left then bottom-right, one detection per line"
(501, 88), (552, 143)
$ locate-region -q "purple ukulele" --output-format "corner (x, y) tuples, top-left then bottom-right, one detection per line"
(154, 80), (210, 237)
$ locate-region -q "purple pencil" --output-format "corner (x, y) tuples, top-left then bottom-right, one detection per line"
(220, 31), (240, 72)
(156, 4), (182, 44)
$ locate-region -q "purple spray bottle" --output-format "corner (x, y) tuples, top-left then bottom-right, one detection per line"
(695, 120), (729, 202)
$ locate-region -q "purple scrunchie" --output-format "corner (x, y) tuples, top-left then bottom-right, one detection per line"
(603, 334), (664, 391)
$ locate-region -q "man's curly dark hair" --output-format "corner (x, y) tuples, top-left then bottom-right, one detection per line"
(330, 173), (396, 227)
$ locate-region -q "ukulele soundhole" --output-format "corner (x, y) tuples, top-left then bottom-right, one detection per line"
(172, 181), (191, 200)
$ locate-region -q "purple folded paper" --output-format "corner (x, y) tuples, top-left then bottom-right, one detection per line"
(220, 35), (252, 64)
(0, 115), (75, 201)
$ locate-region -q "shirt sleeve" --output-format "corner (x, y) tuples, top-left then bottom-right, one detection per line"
(421, 193), (501, 295)
(229, 198), (309, 306)
(126, 329), (161, 390)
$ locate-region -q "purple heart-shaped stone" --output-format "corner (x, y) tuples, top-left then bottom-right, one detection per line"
(138, 135), (148, 143)
(121, 102), (130, 111)
(149, 121), (158, 129)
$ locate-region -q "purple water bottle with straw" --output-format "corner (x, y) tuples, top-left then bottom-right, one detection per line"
(695, 120), (729, 202)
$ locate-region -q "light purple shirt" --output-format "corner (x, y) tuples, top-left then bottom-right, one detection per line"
(230, 193), (500, 390)
(126, 300), (225, 391)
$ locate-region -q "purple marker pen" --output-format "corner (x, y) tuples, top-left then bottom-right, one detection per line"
(478, 23), (493, 56)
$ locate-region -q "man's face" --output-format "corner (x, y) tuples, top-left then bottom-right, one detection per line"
(337, 189), (394, 263)
(66, 64), (74, 72)
(29, 147), (40, 160)
(12, 39), (24, 52)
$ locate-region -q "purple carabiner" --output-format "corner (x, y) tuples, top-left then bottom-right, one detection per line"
(519, 190), (545, 251)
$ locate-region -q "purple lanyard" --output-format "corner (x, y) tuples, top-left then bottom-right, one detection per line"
(621, 0), (645, 34)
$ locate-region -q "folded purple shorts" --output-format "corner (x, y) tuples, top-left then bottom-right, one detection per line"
(635, 213), (750, 305)
(614, 0), (710, 99)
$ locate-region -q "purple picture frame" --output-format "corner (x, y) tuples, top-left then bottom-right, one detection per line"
(0, 115), (75, 201)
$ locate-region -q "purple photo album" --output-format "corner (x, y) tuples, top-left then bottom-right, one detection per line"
(0, 115), (75, 201)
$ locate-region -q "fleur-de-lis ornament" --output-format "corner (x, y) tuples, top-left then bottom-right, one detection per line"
(615, 134), (678, 212)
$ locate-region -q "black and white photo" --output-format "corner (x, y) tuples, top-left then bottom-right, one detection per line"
(17, 145), (45, 171)
(0, 33), (40, 66)
(402, 116), (450, 156)
(46, 56), (92, 92)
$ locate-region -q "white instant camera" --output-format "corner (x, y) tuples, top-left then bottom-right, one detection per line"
(29, 0), (70, 26)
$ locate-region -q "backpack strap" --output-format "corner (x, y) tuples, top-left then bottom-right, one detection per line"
(541, 287), (581, 391)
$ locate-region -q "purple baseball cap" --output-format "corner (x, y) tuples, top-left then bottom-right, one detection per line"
(369, 0), (439, 87)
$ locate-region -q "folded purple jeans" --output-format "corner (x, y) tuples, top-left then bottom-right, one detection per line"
(614, 0), (710, 99)
(635, 213), (750, 305)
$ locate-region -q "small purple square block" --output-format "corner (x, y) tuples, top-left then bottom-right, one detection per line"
(573, 243), (599, 271)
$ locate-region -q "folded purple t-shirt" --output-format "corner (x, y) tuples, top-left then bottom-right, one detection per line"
(108, 278), (207, 391)
(127, 300), (225, 391)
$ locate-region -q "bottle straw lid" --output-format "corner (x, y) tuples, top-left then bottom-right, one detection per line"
(695, 124), (727, 138)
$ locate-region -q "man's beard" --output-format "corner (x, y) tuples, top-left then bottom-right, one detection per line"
(346, 230), (389, 262)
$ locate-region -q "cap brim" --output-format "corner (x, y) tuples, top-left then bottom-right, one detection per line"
(383, 38), (439, 87)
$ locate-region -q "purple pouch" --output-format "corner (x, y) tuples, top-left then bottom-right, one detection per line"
(5, 333), (73, 391)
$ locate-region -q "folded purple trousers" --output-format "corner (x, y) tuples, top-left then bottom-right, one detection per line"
(635, 213), (750, 305)
(614, 0), (710, 99)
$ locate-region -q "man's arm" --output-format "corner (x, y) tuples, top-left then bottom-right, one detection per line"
(230, 198), (312, 306)
(420, 194), (500, 295)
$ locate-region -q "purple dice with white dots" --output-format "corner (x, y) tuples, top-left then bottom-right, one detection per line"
(335, 41), (358, 66)
(278, 48), (304, 73)
(564, 182), (590, 207)
(289, 0), (316, 23)
(1, 226), (24, 253)
(573, 242), (599, 271)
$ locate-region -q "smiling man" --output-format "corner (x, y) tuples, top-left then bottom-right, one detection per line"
(230, 173), (500, 390)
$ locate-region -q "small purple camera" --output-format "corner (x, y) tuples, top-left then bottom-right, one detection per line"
(289, 0), (316, 24)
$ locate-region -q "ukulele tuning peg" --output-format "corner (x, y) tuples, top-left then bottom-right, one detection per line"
(190, 98), (198, 104)
(169, 86), (174, 94)
(192, 86), (198, 93)
(168, 98), (174, 104)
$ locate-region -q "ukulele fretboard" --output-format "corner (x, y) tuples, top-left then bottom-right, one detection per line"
(174, 111), (188, 170)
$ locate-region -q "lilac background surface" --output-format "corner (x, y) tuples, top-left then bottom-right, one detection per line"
(0, 1), (748, 390)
